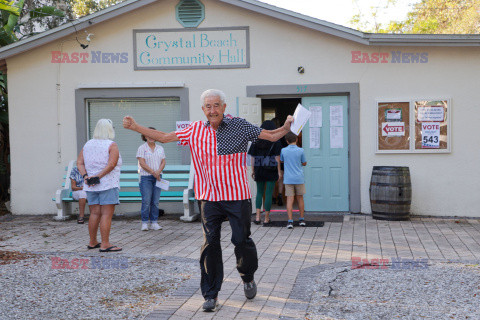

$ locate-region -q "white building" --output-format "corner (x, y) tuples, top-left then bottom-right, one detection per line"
(1, 0), (479, 217)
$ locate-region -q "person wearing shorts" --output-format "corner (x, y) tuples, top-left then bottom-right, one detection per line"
(281, 132), (307, 229)
(70, 166), (87, 224)
(77, 119), (123, 253)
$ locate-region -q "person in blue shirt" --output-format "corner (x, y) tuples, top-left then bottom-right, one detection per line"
(70, 166), (87, 224)
(280, 132), (307, 229)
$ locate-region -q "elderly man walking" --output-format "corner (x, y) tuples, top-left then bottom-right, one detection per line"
(123, 89), (293, 312)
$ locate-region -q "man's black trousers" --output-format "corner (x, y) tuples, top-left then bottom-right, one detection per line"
(199, 199), (258, 299)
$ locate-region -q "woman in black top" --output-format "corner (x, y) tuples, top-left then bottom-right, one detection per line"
(248, 120), (283, 225)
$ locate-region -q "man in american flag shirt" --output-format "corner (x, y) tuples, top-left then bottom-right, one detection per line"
(123, 89), (293, 312)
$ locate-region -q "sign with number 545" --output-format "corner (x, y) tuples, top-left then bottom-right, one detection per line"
(421, 122), (440, 148)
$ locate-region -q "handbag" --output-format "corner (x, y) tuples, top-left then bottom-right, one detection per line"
(262, 143), (278, 173)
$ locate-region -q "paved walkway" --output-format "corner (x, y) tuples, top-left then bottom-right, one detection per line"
(1, 214), (480, 319)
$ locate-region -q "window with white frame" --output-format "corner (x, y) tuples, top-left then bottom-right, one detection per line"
(87, 98), (184, 165)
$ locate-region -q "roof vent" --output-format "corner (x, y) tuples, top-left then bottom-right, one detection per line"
(176, 0), (205, 28)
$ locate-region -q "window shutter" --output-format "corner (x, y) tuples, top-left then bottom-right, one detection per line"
(87, 98), (184, 165)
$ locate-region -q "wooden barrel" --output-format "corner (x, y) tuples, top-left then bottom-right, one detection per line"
(369, 166), (411, 221)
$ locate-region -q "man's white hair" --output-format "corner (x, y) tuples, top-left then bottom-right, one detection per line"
(93, 119), (115, 140)
(200, 89), (226, 106)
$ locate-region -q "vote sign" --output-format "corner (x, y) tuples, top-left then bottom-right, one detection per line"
(176, 121), (192, 131)
(176, 121), (191, 145)
(382, 122), (405, 136)
(421, 122), (440, 148)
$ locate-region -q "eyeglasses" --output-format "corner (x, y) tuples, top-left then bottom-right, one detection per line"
(203, 104), (223, 110)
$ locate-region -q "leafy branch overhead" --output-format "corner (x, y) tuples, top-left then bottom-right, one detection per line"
(0, 0), (130, 195)
(0, 0), (22, 16)
(71, 0), (124, 18)
(350, 0), (480, 34)
(0, 0), (124, 43)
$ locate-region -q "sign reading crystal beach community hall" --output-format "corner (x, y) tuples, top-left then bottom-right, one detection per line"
(134, 27), (249, 70)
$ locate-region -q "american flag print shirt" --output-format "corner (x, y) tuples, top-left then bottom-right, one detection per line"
(176, 116), (262, 201)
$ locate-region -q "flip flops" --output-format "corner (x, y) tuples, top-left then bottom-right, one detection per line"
(99, 246), (122, 252)
(87, 243), (101, 249)
(77, 217), (85, 224)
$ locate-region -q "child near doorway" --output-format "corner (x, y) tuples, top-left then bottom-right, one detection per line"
(280, 132), (307, 229)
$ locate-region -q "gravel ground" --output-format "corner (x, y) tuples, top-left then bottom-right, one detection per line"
(306, 262), (480, 320)
(0, 252), (197, 320)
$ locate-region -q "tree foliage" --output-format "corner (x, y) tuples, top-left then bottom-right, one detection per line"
(350, 0), (398, 33)
(351, 0), (480, 34)
(70, 0), (124, 18)
(390, 0), (480, 33)
(12, 0), (125, 40)
(15, 0), (69, 40)
(0, 0), (124, 200)
(0, 0), (69, 200)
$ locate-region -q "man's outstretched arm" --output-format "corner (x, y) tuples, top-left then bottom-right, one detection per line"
(123, 116), (179, 143)
(258, 115), (294, 142)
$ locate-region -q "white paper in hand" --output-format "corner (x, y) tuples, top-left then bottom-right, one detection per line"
(290, 103), (311, 135)
(155, 179), (170, 191)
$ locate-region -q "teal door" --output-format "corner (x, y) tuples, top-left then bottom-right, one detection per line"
(302, 96), (349, 211)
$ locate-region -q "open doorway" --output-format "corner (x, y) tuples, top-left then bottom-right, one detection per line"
(260, 98), (302, 216)
(262, 98), (298, 123)
(261, 98), (302, 146)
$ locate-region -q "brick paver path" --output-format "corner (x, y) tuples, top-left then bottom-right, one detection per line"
(1, 215), (480, 319)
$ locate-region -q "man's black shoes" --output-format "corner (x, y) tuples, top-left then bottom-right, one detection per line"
(244, 280), (257, 299)
(202, 298), (217, 312)
(203, 281), (256, 312)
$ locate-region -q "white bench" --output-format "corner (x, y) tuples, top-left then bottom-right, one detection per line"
(53, 160), (198, 222)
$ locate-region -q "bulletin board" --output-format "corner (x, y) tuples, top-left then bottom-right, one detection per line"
(377, 102), (410, 151)
(414, 100), (448, 150)
(376, 99), (451, 153)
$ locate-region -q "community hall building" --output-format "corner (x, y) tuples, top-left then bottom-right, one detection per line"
(0, 0), (479, 217)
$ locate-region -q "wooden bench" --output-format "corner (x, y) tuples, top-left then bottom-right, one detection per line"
(53, 160), (198, 222)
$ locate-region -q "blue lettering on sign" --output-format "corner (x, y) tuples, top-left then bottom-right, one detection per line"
(218, 49), (244, 63)
(201, 33), (238, 48)
(145, 34), (198, 52)
(139, 51), (150, 65)
(145, 35), (158, 49)
(138, 31), (247, 66)
(297, 86), (307, 93)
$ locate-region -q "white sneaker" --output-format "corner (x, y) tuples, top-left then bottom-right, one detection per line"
(151, 222), (162, 230)
(141, 223), (149, 231)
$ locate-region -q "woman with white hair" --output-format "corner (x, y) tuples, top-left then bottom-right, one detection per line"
(77, 119), (123, 252)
